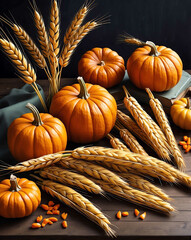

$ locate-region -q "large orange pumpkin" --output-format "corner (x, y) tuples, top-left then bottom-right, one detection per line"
(7, 103), (67, 162)
(127, 41), (183, 92)
(49, 77), (117, 143)
(170, 98), (191, 130)
(78, 47), (125, 88)
(0, 174), (41, 218)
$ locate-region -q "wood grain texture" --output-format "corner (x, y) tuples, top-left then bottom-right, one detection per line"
(0, 76), (191, 239)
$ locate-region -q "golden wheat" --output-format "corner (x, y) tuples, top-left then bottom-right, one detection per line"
(12, 24), (46, 69)
(39, 166), (104, 194)
(146, 88), (185, 170)
(123, 86), (171, 161)
(72, 146), (191, 187)
(107, 133), (131, 152)
(90, 178), (174, 214)
(59, 21), (97, 67)
(58, 156), (127, 187)
(118, 172), (170, 201)
(37, 178), (115, 236)
(34, 10), (50, 58)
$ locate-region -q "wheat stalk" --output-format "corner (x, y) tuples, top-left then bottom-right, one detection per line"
(123, 86), (171, 161)
(72, 146), (191, 187)
(34, 10), (50, 58)
(36, 178), (115, 236)
(89, 178), (174, 214)
(11, 24), (47, 69)
(0, 39), (36, 84)
(117, 110), (153, 148)
(118, 172), (170, 201)
(146, 88), (185, 170)
(49, 0), (60, 57)
(3, 152), (69, 173)
(115, 121), (148, 156)
(64, 3), (90, 45)
(59, 21), (97, 68)
(0, 38), (47, 111)
(38, 166), (104, 195)
(119, 33), (145, 46)
(107, 133), (131, 152)
(58, 156), (127, 187)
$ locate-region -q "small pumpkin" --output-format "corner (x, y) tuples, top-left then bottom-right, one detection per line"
(7, 103), (67, 162)
(0, 174), (41, 218)
(49, 77), (117, 143)
(127, 41), (183, 92)
(78, 47), (125, 88)
(170, 98), (191, 130)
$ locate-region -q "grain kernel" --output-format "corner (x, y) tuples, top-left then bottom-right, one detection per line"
(134, 209), (140, 217)
(31, 223), (41, 229)
(116, 211), (121, 219)
(122, 211), (129, 217)
(62, 220), (67, 228)
(139, 212), (146, 220)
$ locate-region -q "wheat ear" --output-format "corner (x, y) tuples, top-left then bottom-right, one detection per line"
(58, 156), (128, 187)
(90, 178), (174, 214)
(59, 20), (97, 68)
(49, 0), (60, 57)
(118, 172), (170, 201)
(0, 38), (47, 111)
(72, 146), (191, 187)
(119, 33), (146, 46)
(115, 121), (148, 156)
(34, 10), (50, 58)
(38, 166), (104, 195)
(117, 110), (153, 148)
(123, 86), (171, 161)
(146, 88), (185, 170)
(11, 24), (46, 69)
(36, 179), (115, 237)
(107, 133), (131, 152)
(4, 152), (69, 173)
(64, 2), (91, 45)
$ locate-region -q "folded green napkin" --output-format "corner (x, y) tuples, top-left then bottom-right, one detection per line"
(0, 84), (45, 164)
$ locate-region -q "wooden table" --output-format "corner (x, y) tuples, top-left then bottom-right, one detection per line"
(0, 77), (191, 240)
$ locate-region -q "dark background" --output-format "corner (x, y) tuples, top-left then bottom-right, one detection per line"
(0, 0), (191, 80)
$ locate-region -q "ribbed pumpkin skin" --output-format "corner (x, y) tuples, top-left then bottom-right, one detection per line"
(7, 113), (67, 162)
(170, 98), (191, 130)
(49, 83), (117, 143)
(127, 45), (183, 92)
(0, 177), (41, 218)
(78, 47), (125, 88)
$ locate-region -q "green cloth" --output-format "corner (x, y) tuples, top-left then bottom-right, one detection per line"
(0, 84), (45, 164)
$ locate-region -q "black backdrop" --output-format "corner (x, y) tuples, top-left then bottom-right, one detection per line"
(0, 0), (191, 80)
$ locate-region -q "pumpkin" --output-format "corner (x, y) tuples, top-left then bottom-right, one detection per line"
(78, 47), (125, 88)
(49, 77), (117, 143)
(170, 98), (191, 130)
(127, 41), (183, 92)
(0, 174), (41, 218)
(7, 103), (67, 162)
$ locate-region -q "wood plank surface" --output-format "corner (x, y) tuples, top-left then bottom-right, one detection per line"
(0, 76), (191, 240)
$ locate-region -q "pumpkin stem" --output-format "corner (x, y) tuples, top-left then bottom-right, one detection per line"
(26, 103), (43, 126)
(186, 98), (191, 109)
(77, 77), (90, 100)
(145, 41), (160, 57)
(98, 60), (105, 66)
(10, 174), (21, 192)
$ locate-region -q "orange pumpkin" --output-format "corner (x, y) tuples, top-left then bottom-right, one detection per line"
(0, 174), (41, 218)
(78, 47), (125, 88)
(127, 41), (183, 92)
(7, 103), (67, 162)
(49, 77), (117, 143)
(170, 98), (191, 130)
